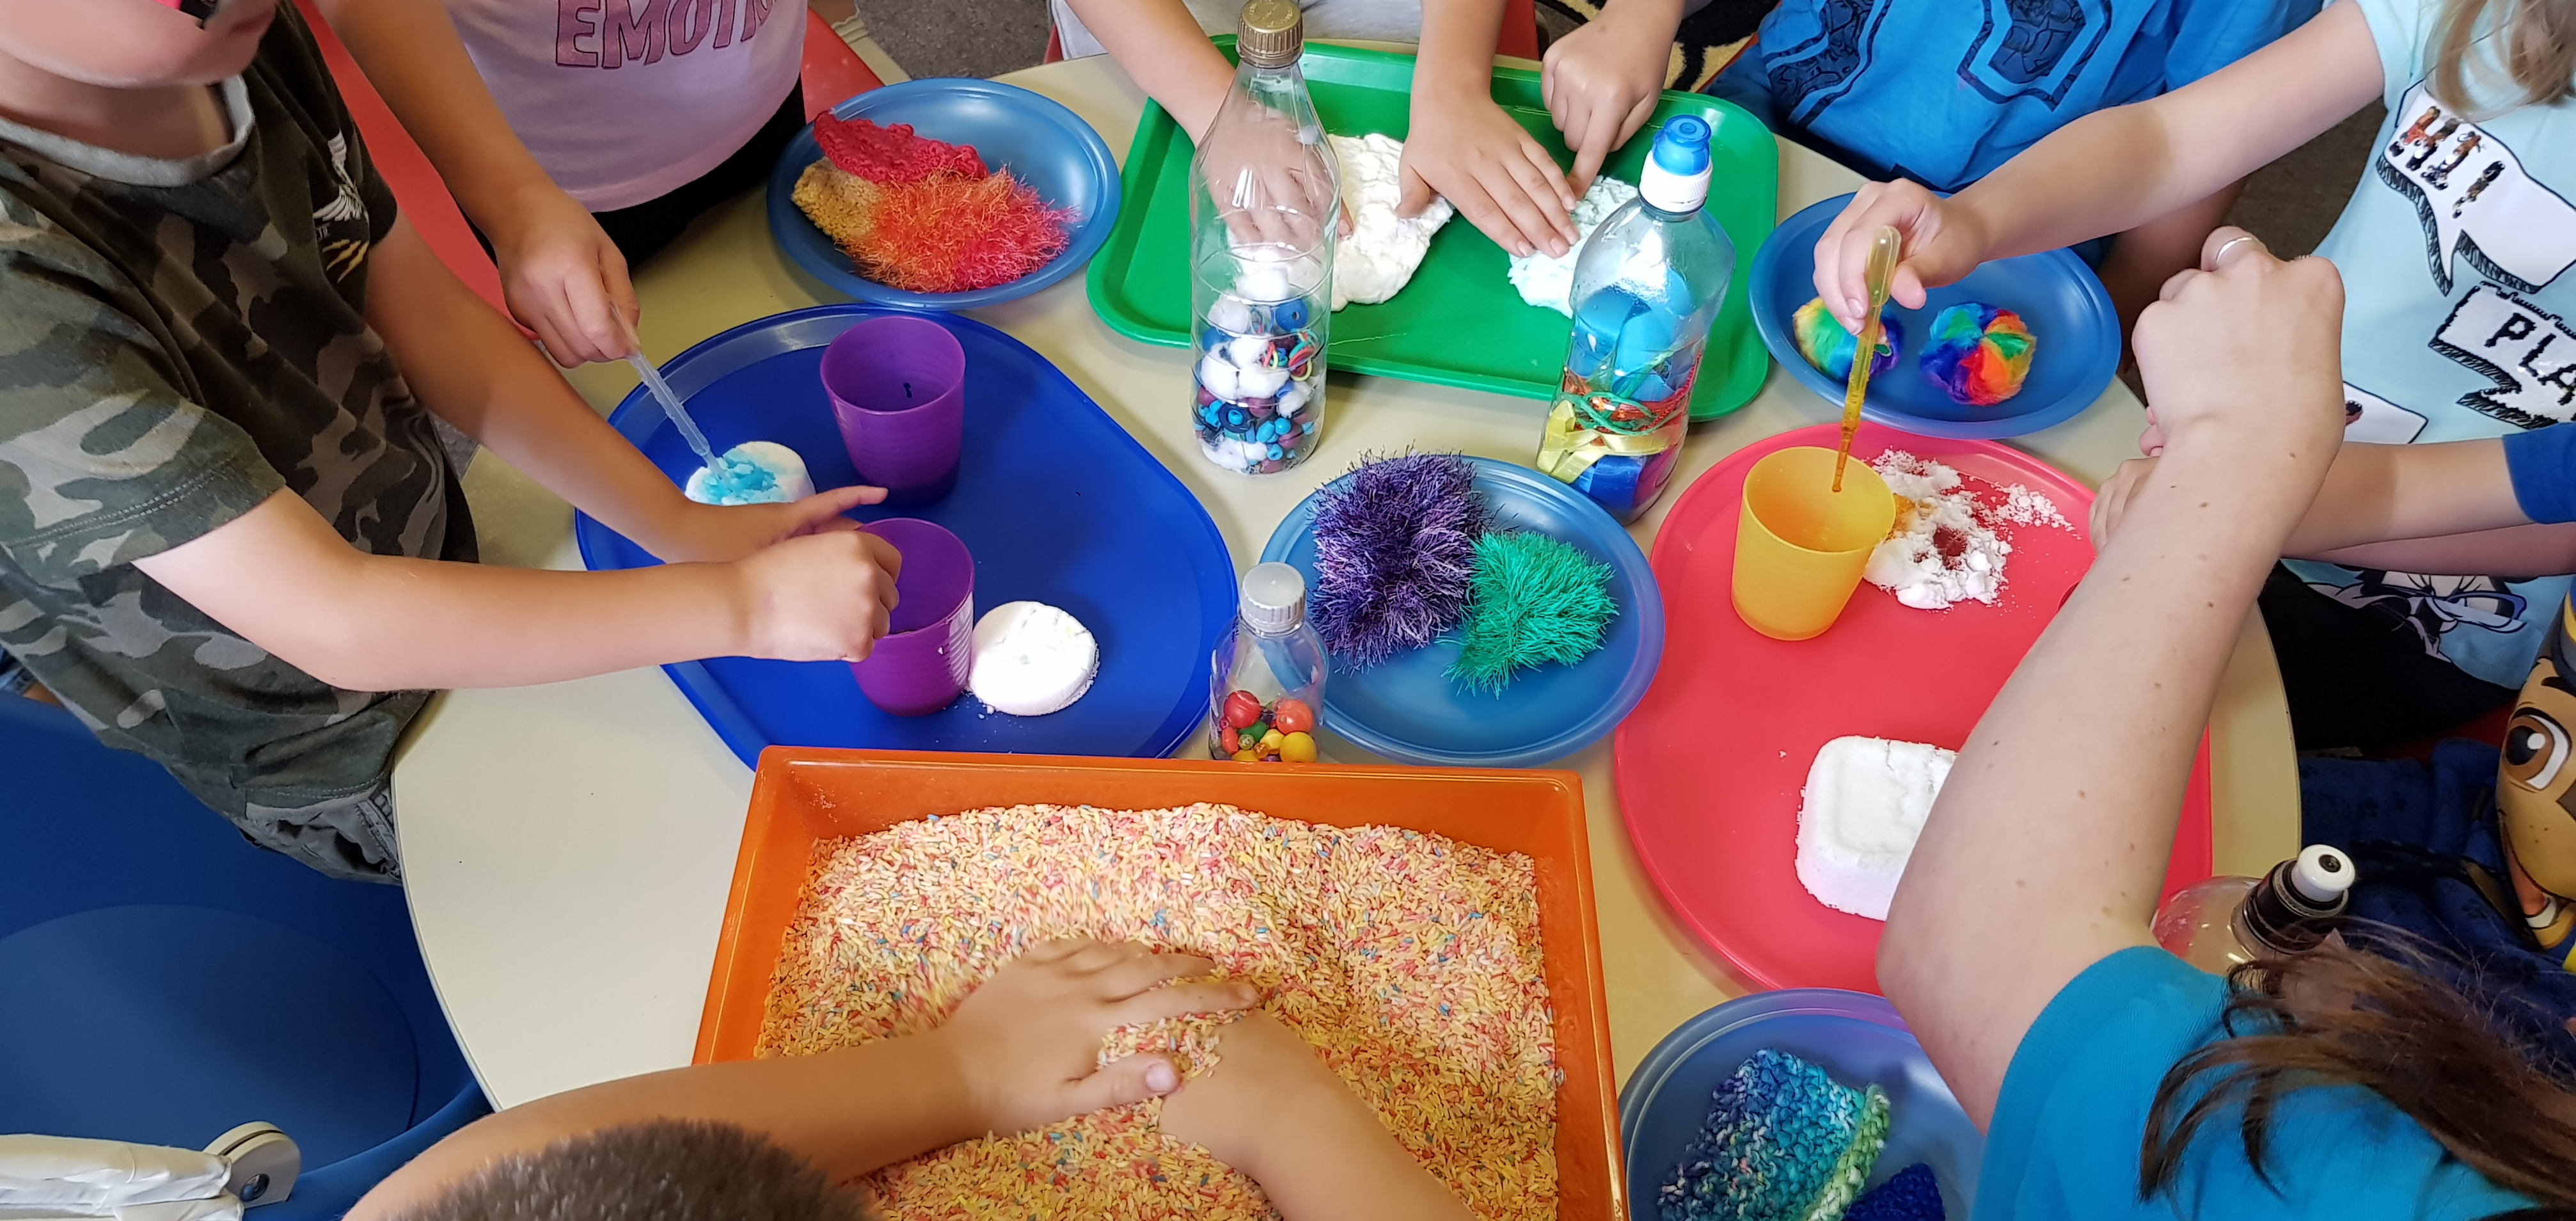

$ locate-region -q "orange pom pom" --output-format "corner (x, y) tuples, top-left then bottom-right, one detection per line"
(842, 171), (1073, 294)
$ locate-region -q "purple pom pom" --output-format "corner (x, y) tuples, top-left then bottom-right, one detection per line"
(1309, 452), (1486, 667)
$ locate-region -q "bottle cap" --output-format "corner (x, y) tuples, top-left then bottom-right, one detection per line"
(1237, 0), (1304, 68)
(1240, 562), (1308, 634)
(2290, 844), (2357, 906)
(1640, 114), (1714, 214)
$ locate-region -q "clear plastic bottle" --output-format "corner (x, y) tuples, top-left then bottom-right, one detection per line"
(1209, 562), (1327, 762)
(1535, 114), (1735, 523)
(1187, 0), (1339, 477)
(2152, 844), (2358, 974)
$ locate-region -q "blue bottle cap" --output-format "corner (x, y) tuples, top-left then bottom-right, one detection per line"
(1650, 115), (1712, 177)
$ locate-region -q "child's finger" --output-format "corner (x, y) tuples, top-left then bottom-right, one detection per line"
(1068, 1054), (1183, 1114)
(1569, 107), (1620, 198)
(1396, 163), (1440, 222)
(1516, 132), (1579, 215)
(1492, 159), (1575, 256)
(1111, 981), (1262, 1028)
(1088, 950), (1220, 999)
(1018, 937), (1100, 965)
(1449, 179), (1532, 258)
(857, 528), (904, 584)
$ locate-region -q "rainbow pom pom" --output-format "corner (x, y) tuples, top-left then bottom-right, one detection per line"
(1919, 303), (2035, 407)
(1792, 297), (1904, 382)
(1659, 1048), (1891, 1221)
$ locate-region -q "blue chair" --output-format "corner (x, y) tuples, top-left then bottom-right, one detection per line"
(0, 697), (488, 1219)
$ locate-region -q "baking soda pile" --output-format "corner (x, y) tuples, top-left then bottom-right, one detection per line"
(1863, 452), (2070, 610)
(760, 803), (1560, 1220)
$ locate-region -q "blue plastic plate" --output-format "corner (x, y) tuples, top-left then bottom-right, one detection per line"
(766, 79), (1121, 310)
(575, 304), (1233, 764)
(1256, 459), (1664, 768)
(1750, 193), (2119, 439)
(1621, 989), (1983, 1218)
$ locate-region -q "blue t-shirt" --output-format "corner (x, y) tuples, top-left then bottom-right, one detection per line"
(1708, 0), (2318, 193)
(2507, 415), (2576, 524)
(1979, 946), (2532, 1219)
(2280, 0), (2576, 689)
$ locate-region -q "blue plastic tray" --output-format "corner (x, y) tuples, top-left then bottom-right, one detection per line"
(1750, 193), (2120, 439)
(767, 79), (1121, 310)
(1620, 989), (1982, 1217)
(575, 305), (1233, 764)
(1256, 458), (1663, 768)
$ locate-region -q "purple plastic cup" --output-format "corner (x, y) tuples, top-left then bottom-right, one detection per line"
(850, 517), (974, 717)
(823, 316), (966, 505)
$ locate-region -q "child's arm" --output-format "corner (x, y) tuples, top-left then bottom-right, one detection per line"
(1878, 230), (2348, 1124)
(1401, 0), (1579, 258)
(1539, 0), (1680, 192)
(1158, 1011), (1474, 1221)
(1813, 1), (2381, 328)
(1056, 0), (1238, 139)
(310, 0), (636, 366)
(343, 941), (1256, 1221)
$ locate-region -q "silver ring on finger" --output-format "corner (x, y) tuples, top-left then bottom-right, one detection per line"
(2213, 234), (2263, 266)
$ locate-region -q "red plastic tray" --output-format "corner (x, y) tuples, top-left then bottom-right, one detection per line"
(1615, 423), (2214, 993)
(697, 749), (1624, 1221)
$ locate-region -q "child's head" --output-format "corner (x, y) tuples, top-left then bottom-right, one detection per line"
(404, 1120), (876, 1221)
(0, 0), (272, 90)
(2432, 0), (2576, 114)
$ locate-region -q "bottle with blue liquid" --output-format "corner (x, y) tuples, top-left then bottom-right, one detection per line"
(1535, 115), (1734, 523)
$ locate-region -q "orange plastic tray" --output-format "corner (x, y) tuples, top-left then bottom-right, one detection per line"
(696, 748), (1624, 1220)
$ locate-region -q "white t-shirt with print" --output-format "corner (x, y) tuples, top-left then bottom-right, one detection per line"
(2284, 0), (2576, 688)
(446, 0), (804, 212)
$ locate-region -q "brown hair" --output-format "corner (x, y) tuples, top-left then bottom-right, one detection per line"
(399, 1119), (876, 1221)
(2139, 939), (2576, 1215)
(2431, 0), (2576, 114)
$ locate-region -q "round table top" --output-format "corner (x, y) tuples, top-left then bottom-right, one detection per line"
(391, 52), (2302, 1111)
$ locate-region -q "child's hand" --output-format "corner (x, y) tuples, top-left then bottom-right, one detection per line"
(645, 485), (884, 565)
(2090, 456), (2155, 549)
(2131, 228), (2346, 466)
(488, 182), (640, 367)
(931, 940), (1259, 1137)
(1812, 179), (1990, 331)
(1402, 88), (1578, 258)
(732, 528), (905, 662)
(1540, 0), (1678, 193)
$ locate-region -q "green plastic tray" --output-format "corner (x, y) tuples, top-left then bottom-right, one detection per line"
(1086, 42), (1778, 422)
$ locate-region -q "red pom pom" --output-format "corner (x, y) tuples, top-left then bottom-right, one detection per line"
(813, 113), (988, 184)
(844, 171), (1072, 294)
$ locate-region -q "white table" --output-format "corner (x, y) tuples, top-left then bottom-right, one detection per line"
(393, 54), (2301, 1110)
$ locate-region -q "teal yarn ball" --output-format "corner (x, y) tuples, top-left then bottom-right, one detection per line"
(1792, 297), (1904, 382)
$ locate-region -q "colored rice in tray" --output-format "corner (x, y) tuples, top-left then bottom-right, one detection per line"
(759, 803), (1560, 1220)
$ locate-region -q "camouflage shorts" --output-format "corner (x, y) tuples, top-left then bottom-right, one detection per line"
(239, 784), (403, 885)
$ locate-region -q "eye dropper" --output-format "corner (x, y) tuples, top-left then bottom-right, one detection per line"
(1833, 226), (1904, 492)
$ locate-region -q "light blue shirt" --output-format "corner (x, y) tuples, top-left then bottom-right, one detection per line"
(2282, 0), (2576, 689)
(1978, 947), (2533, 1220)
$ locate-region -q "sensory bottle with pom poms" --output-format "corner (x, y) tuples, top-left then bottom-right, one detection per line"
(1187, 0), (1339, 476)
(1211, 563), (1326, 762)
(1535, 115), (1734, 523)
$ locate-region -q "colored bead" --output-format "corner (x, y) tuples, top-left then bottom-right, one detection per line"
(1273, 699), (1314, 733)
(1223, 689), (1263, 729)
(1231, 748), (1260, 762)
(1267, 444), (1285, 460)
(1259, 729), (1284, 751)
(1274, 297), (1309, 330)
(1281, 731), (1317, 762)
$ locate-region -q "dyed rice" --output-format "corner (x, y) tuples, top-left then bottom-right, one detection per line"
(760, 803), (1561, 1220)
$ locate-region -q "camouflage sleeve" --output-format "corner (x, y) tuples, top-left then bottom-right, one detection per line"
(0, 209), (287, 588)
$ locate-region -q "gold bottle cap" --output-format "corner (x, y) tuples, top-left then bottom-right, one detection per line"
(1237, 0), (1304, 68)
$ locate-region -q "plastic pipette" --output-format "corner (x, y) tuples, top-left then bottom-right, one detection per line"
(620, 322), (722, 472)
(1832, 226), (1904, 492)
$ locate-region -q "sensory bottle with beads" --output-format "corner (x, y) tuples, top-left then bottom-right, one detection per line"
(1186, 0), (1339, 477)
(2151, 844), (2356, 974)
(1535, 115), (1734, 523)
(1210, 562), (1326, 762)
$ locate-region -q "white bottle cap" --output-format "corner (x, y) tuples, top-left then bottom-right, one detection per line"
(2291, 844), (2357, 903)
(1240, 562), (1307, 634)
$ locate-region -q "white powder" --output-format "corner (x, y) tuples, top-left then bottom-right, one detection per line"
(1506, 175), (1640, 315)
(1797, 736), (1955, 921)
(684, 441), (814, 507)
(967, 601), (1098, 717)
(1327, 134), (1453, 311)
(1995, 483), (2073, 530)
(1865, 451), (2009, 610)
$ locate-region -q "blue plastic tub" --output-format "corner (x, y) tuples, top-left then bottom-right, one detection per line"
(1750, 193), (2120, 440)
(1258, 457), (1664, 768)
(576, 305), (1235, 764)
(768, 78), (1121, 310)
(1621, 989), (1982, 1218)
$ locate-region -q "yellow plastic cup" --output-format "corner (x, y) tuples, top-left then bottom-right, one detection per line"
(1732, 446), (1900, 641)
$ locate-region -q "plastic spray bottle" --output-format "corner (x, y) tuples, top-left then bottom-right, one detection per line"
(1187, 0), (1339, 477)
(1535, 114), (1735, 523)
(1210, 563), (1326, 762)
(2152, 844), (2357, 974)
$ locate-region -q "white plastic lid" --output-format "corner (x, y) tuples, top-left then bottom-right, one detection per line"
(2291, 844), (2357, 903)
(1639, 114), (1714, 214)
(1240, 562), (1307, 634)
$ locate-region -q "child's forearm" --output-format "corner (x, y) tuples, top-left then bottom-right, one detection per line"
(310, 0), (558, 232)
(1950, 3), (2380, 264)
(2281, 440), (2528, 557)
(1229, 1089), (1474, 1221)
(365, 219), (692, 552)
(1413, 0), (1507, 100)
(1059, 0), (1235, 138)
(2309, 522), (2576, 578)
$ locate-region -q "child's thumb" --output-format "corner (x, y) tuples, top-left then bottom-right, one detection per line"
(1069, 1055), (1183, 1113)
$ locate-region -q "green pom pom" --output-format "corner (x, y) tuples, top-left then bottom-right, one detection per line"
(1448, 532), (1618, 695)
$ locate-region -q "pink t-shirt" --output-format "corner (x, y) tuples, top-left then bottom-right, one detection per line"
(447, 0), (804, 211)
